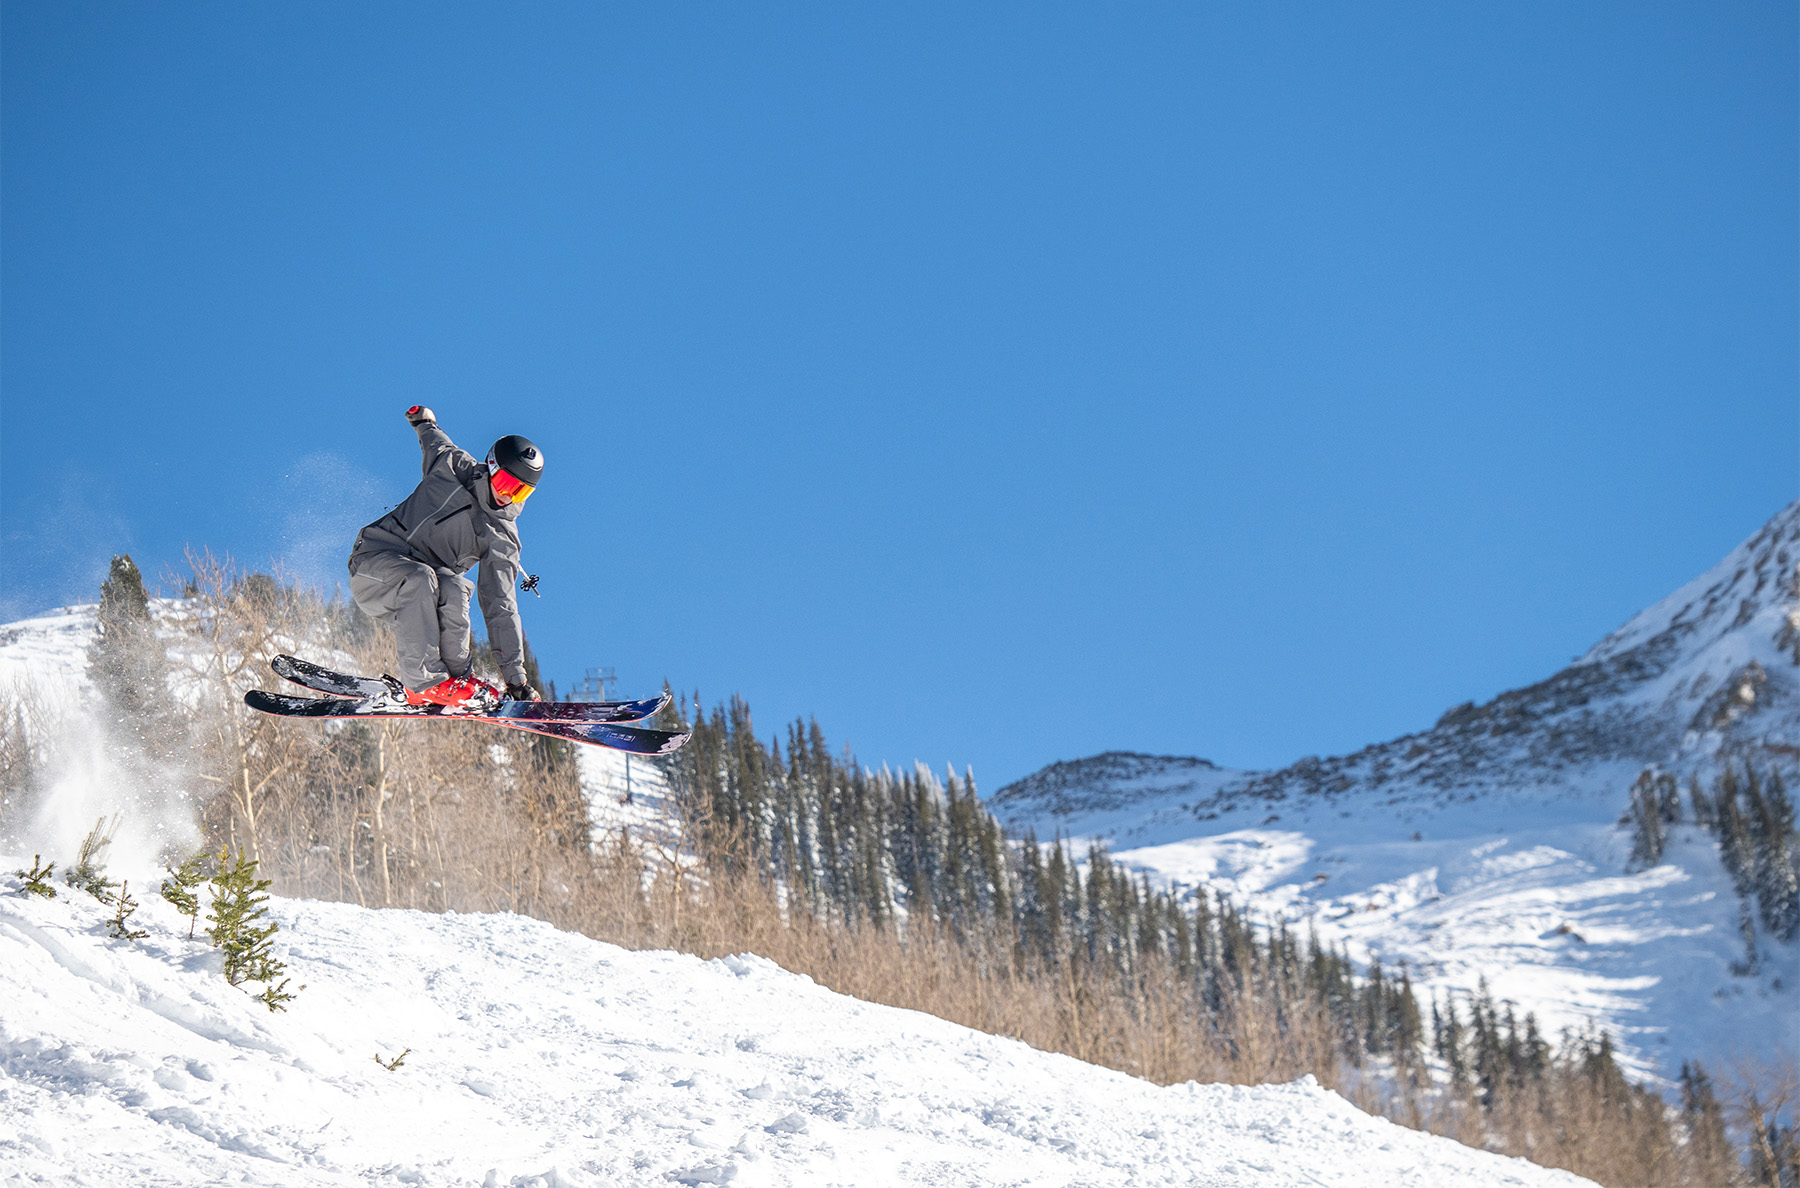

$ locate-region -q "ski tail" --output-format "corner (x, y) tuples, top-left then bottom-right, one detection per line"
(273, 654), (391, 699)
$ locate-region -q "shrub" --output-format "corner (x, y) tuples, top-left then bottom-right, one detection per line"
(63, 816), (120, 902)
(14, 855), (56, 899)
(159, 851), (208, 939)
(205, 847), (299, 1011)
(108, 880), (148, 941)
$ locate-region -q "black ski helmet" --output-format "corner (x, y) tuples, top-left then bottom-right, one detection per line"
(487, 435), (544, 486)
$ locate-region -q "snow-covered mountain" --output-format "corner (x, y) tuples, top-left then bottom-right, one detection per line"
(991, 501), (1800, 1084)
(0, 862), (1593, 1187)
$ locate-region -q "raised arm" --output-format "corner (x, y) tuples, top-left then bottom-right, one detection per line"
(404, 406), (483, 484)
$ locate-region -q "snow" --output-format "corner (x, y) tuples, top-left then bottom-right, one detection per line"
(0, 866), (1594, 1187)
(581, 746), (683, 857)
(0, 606), (96, 709)
(991, 502), (1800, 1086)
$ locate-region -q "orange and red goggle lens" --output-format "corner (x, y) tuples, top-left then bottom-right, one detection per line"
(490, 468), (536, 505)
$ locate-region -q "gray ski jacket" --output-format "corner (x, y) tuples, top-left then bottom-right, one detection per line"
(350, 422), (529, 686)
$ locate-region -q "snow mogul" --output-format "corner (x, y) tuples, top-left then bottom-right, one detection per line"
(347, 405), (544, 709)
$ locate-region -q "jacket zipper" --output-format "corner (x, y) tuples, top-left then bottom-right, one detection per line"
(402, 486), (469, 543)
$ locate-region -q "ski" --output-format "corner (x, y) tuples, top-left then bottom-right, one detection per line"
(243, 689), (691, 755)
(270, 653), (388, 699)
(270, 654), (670, 724)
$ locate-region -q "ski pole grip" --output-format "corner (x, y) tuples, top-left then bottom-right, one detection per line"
(405, 405), (436, 426)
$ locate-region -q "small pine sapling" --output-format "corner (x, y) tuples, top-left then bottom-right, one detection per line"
(15, 855), (57, 899)
(64, 815), (120, 902)
(160, 851), (208, 939)
(374, 1048), (410, 1072)
(205, 847), (275, 984)
(257, 977), (298, 1013)
(205, 847), (302, 1010)
(108, 879), (148, 941)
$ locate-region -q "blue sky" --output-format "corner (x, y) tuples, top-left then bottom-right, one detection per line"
(2, 2), (1794, 789)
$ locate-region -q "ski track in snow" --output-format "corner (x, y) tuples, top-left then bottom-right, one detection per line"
(0, 870), (1593, 1188)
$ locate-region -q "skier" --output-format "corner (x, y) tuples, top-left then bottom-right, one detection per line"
(347, 406), (544, 708)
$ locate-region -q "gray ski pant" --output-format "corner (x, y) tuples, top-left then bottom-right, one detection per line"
(347, 549), (475, 692)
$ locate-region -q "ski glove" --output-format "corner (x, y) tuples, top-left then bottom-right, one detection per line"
(405, 405), (436, 427)
(505, 683), (541, 702)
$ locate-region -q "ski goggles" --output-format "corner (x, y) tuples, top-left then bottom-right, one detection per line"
(487, 463), (536, 506)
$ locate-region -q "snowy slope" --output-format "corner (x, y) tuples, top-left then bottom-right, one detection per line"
(581, 745), (683, 856)
(991, 501), (1800, 1084)
(0, 865), (1594, 1188)
(0, 605), (97, 708)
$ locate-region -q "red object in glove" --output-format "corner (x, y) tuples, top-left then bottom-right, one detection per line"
(406, 405), (436, 426)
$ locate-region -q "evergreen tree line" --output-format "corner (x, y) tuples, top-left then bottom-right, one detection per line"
(663, 692), (1434, 1076)
(1628, 763), (1800, 946)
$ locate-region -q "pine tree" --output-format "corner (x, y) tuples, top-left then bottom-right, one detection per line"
(107, 880), (148, 941)
(1580, 1031), (1630, 1107)
(1392, 969), (1424, 1076)
(1717, 768), (1758, 900)
(88, 555), (169, 719)
(205, 847), (298, 1009)
(14, 855), (56, 899)
(1656, 771), (1681, 823)
(1732, 899), (1759, 976)
(1748, 767), (1800, 942)
(1437, 997), (1469, 1091)
(85, 554), (185, 777)
(160, 851), (208, 939)
(1362, 957), (1390, 1055)
(1679, 1061), (1731, 1179)
(1520, 1013), (1548, 1084)
(1688, 773), (1715, 830)
(1628, 770), (1666, 868)
(1043, 839), (1069, 964)
(64, 816), (119, 902)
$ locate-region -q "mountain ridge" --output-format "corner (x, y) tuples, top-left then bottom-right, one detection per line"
(988, 500), (1800, 1083)
(994, 500), (1799, 824)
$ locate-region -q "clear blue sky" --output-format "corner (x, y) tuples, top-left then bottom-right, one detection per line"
(3, 2), (1794, 790)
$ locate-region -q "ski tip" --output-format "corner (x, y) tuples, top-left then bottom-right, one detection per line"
(643, 730), (691, 755)
(573, 723), (692, 754)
